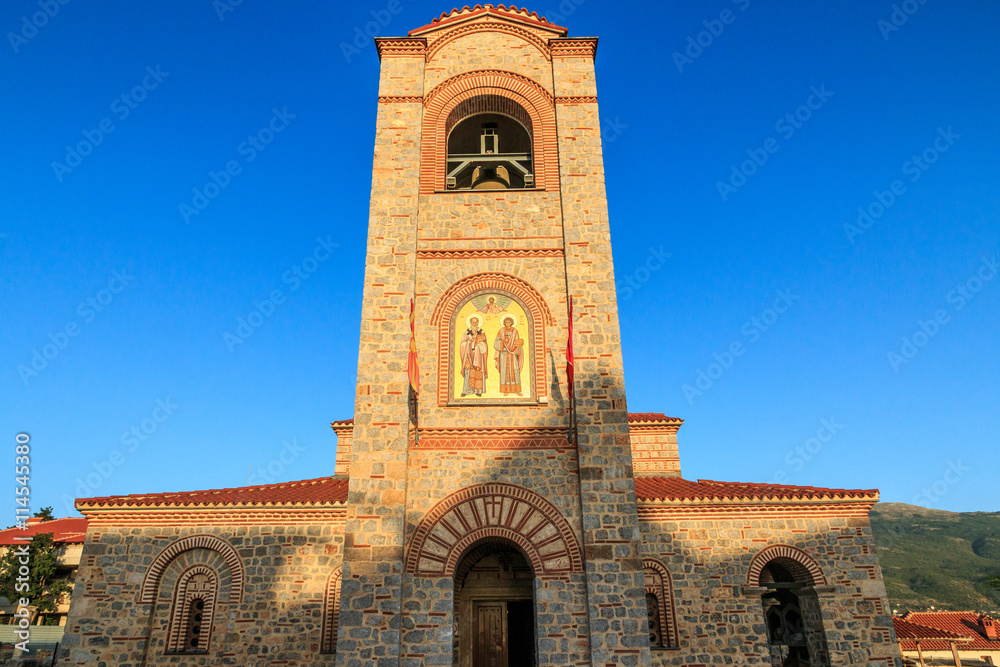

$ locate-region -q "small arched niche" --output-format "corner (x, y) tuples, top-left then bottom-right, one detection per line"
(453, 538), (536, 667)
(445, 95), (534, 190)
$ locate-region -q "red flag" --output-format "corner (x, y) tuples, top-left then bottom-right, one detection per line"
(408, 298), (420, 394)
(566, 296), (574, 400)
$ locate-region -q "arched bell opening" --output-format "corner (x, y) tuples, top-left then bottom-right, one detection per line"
(759, 559), (830, 667)
(445, 95), (534, 190)
(453, 537), (536, 667)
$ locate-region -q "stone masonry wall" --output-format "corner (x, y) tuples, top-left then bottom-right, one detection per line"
(58, 517), (344, 667)
(639, 509), (901, 667)
(336, 44), (424, 666)
(553, 42), (653, 666)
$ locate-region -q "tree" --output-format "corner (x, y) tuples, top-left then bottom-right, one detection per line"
(989, 575), (1000, 591)
(32, 507), (54, 521)
(0, 533), (73, 623)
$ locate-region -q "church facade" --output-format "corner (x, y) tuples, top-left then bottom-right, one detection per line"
(58, 6), (902, 666)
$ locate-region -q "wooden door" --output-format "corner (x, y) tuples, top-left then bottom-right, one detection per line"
(474, 603), (506, 667)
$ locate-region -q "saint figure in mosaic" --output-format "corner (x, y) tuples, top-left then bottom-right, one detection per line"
(494, 315), (524, 395)
(460, 316), (489, 396)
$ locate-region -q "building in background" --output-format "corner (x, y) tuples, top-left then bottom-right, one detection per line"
(0, 515), (87, 659)
(895, 612), (1000, 666)
(58, 6), (902, 666)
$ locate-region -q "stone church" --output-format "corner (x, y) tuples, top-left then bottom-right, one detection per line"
(60, 6), (902, 666)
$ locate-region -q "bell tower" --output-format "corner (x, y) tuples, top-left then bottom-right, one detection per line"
(337, 6), (651, 665)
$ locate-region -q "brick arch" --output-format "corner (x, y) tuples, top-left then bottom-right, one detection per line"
(405, 482), (582, 576)
(320, 567), (342, 654)
(421, 69), (556, 193)
(746, 544), (826, 587)
(166, 564), (219, 653)
(426, 22), (551, 62)
(643, 558), (679, 649)
(431, 272), (554, 406)
(140, 535), (244, 604)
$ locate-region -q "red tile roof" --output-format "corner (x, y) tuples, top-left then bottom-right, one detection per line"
(899, 612), (1000, 651)
(0, 517), (88, 545)
(409, 4), (567, 36)
(894, 616), (969, 642)
(634, 477), (879, 503)
(76, 477), (348, 509)
(628, 413), (683, 424)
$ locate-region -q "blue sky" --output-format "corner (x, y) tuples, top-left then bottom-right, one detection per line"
(1, 1), (997, 516)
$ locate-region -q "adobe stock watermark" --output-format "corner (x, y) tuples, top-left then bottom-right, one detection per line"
(878, 0), (930, 41)
(769, 418), (845, 485)
(17, 265), (135, 386)
(716, 85), (834, 202)
(602, 116), (628, 144)
(7, 0), (71, 53)
(672, 0), (752, 73)
(213, 0), (245, 21)
(844, 127), (960, 244)
(682, 289), (799, 404)
(912, 459), (969, 507)
(617, 246), (672, 300)
(340, 0), (413, 63)
(887, 253), (997, 372)
(544, 0), (587, 25)
(248, 439), (305, 485)
(59, 397), (178, 514)
(51, 66), (169, 182)
(223, 236), (339, 352)
(179, 107), (295, 224)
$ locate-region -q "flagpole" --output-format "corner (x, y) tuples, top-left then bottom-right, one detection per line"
(408, 297), (420, 448)
(567, 296), (577, 447)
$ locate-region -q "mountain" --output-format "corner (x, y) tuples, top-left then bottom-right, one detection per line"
(870, 502), (1000, 614)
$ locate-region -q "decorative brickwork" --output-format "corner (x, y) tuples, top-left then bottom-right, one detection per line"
(413, 426), (569, 449)
(375, 37), (427, 59)
(378, 95), (424, 104)
(165, 565), (218, 654)
(405, 482), (583, 576)
(416, 247), (564, 259)
(321, 567), (342, 654)
(549, 37), (598, 59)
(421, 69), (557, 193)
(643, 558), (679, 650)
(629, 413), (684, 478)
(746, 543), (827, 587)
(139, 534), (243, 604)
(425, 20), (552, 61)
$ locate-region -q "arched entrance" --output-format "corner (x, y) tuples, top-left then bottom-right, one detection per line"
(453, 539), (536, 667)
(756, 558), (830, 666)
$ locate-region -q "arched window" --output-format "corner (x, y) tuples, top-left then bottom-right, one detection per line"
(445, 95), (534, 190)
(321, 567), (343, 654)
(643, 559), (678, 649)
(166, 566), (219, 654)
(755, 557), (830, 666)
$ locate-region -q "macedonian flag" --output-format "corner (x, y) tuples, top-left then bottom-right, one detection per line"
(408, 297), (420, 394)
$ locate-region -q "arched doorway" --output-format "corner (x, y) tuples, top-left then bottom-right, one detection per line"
(758, 559), (830, 666)
(453, 539), (536, 667)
